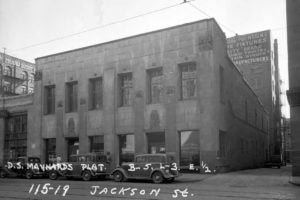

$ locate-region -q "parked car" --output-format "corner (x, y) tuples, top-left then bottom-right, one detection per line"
(112, 153), (180, 183)
(0, 156), (44, 179)
(48, 153), (111, 181)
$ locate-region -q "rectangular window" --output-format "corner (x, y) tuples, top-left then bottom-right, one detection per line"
(147, 67), (163, 104)
(65, 82), (78, 113)
(219, 65), (225, 103)
(147, 132), (165, 154)
(119, 134), (135, 164)
(45, 139), (56, 164)
(179, 62), (197, 100)
(89, 77), (103, 110)
(4, 114), (27, 161)
(119, 73), (133, 106)
(179, 130), (200, 167)
(90, 136), (104, 153)
(67, 138), (79, 161)
(219, 130), (226, 157)
(44, 85), (55, 115)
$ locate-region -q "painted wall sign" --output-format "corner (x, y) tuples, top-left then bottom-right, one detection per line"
(227, 30), (271, 65)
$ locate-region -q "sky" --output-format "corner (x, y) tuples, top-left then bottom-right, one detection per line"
(0, 0), (289, 117)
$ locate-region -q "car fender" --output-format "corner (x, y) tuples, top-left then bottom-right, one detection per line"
(111, 168), (128, 178)
(150, 169), (168, 178)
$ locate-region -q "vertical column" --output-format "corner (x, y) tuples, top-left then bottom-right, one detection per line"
(164, 61), (178, 161)
(56, 106), (67, 161)
(133, 60), (146, 154)
(0, 110), (8, 165)
(79, 70), (89, 154)
(103, 67), (116, 167)
(55, 72), (67, 161)
(30, 70), (44, 161)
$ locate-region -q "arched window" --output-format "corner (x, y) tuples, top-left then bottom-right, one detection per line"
(5, 66), (12, 76)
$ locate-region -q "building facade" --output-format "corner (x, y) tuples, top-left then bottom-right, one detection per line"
(0, 94), (33, 164)
(227, 31), (282, 158)
(286, 0), (300, 185)
(0, 53), (35, 96)
(1, 19), (270, 172)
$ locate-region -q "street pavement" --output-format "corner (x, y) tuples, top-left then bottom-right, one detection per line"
(0, 166), (299, 200)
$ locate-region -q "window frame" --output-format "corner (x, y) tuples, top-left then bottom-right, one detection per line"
(89, 77), (103, 110)
(147, 67), (163, 104)
(118, 73), (133, 107)
(178, 62), (197, 100)
(65, 81), (78, 113)
(44, 85), (56, 115)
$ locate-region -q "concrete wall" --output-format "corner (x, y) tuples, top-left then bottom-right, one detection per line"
(212, 24), (269, 171)
(286, 0), (300, 183)
(34, 18), (269, 171)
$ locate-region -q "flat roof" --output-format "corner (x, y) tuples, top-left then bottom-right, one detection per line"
(36, 18), (215, 61)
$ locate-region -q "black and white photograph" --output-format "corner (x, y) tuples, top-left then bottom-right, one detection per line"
(0, 0), (299, 199)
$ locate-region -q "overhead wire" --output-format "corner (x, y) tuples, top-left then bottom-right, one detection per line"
(7, 1), (185, 53)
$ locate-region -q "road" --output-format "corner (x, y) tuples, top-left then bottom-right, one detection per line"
(0, 166), (299, 200)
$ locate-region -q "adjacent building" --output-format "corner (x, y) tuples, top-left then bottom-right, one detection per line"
(1, 18), (270, 172)
(286, 0), (300, 185)
(227, 31), (282, 158)
(0, 53), (35, 96)
(0, 94), (33, 163)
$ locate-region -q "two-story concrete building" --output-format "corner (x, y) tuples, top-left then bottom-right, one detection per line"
(1, 18), (270, 172)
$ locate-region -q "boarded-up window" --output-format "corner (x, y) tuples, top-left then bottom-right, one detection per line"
(89, 77), (103, 110)
(66, 81), (78, 112)
(119, 73), (133, 106)
(148, 67), (163, 104)
(179, 62), (197, 100)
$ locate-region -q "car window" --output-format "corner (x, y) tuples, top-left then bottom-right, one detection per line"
(167, 155), (175, 163)
(69, 156), (78, 162)
(17, 158), (25, 163)
(78, 156), (86, 162)
(96, 155), (107, 162)
(136, 156), (147, 163)
(146, 156), (164, 163)
(28, 157), (41, 163)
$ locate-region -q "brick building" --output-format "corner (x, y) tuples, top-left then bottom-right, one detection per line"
(1, 18), (270, 172)
(0, 53), (35, 96)
(227, 31), (282, 158)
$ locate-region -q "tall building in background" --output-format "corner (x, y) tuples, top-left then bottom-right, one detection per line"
(286, 0), (300, 185)
(0, 52), (35, 96)
(227, 31), (282, 159)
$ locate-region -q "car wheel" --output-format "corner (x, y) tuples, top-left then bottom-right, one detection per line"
(0, 170), (6, 178)
(113, 171), (124, 182)
(25, 171), (33, 179)
(49, 171), (58, 180)
(82, 171), (92, 181)
(152, 172), (164, 184)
